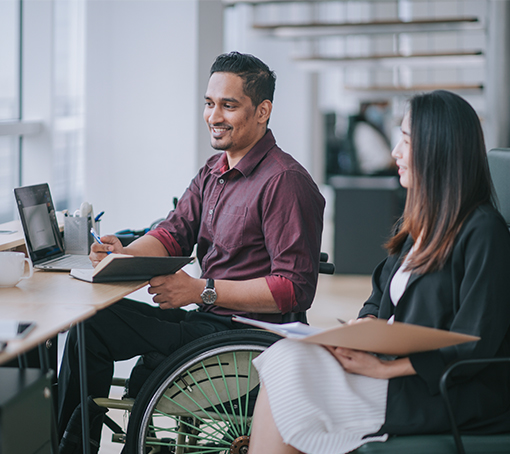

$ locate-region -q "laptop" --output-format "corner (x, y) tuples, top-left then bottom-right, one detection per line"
(14, 183), (93, 270)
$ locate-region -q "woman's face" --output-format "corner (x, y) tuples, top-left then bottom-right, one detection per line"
(392, 111), (412, 188)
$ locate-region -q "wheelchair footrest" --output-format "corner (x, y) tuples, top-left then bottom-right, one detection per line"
(94, 397), (134, 411)
(112, 433), (126, 444)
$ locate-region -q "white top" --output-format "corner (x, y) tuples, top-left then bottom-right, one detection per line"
(388, 247), (414, 323)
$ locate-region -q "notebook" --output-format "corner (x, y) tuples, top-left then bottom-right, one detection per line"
(14, 183), (93, 270)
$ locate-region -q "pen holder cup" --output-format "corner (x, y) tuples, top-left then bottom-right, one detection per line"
(64, 216), (94, 255)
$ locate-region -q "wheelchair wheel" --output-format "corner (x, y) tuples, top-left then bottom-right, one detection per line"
(125, 329), (282, 454)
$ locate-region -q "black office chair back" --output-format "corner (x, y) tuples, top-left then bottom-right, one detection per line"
(488, 148), (510, 228)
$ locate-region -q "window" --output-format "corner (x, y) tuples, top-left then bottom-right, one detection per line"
(0, 0), (20, 223)
(52, 0), (86, 211)
(0, 0), (85, 224)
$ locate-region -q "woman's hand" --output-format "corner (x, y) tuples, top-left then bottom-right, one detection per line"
(325, 346), (417, 379)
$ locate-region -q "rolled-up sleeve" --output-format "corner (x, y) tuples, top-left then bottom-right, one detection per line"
(261, 170), (325, 313)
(266, 275), (296, 313)
(146, 228), (182, 256)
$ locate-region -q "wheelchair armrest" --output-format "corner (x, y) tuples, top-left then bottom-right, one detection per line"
(319, 252), (335, 275)
(281, 312), (308, 324)
(439, 357), (510, 454)
(319, 262), (335, 274)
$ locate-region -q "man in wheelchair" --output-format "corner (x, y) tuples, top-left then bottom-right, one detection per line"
(57, 52), (325, 452)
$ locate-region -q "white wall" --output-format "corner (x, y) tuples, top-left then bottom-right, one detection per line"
(224, 4), (319, 181)
(84, 0), (223, 234)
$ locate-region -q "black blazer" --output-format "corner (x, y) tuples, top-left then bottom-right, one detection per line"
(359, 204), (510, 435)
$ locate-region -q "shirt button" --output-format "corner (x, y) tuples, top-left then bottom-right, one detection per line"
(219, 178), (225, 184)
(209, 209), (213, 215)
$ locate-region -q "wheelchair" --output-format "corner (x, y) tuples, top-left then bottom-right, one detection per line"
(94, 253), (335, 454)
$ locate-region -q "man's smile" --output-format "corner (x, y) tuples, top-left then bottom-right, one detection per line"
(210, 124), (232, 138)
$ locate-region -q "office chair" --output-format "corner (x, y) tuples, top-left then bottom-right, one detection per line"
(353, 148), (510, 454)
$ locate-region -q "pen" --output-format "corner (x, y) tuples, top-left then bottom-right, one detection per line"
(94, 211), (105, 222)
(90, 228), (111, 254)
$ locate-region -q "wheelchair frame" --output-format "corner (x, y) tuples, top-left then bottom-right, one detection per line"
(96, 329), (282, 454)
(94, 253), (334, 453)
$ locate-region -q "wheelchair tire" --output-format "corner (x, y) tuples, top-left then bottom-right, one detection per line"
(125, 328), (282, 454)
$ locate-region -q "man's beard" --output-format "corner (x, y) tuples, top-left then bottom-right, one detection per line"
(210, 137), (232, 151)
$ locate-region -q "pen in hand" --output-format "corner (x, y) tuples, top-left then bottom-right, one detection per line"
(90, 228), (112, 254)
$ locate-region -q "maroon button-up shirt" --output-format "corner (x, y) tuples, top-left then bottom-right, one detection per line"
(147, 130), (325, 322)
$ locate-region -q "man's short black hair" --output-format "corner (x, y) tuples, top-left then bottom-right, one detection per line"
(210, 51), (276, 107)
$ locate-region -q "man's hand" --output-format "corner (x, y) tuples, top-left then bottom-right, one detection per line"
(148, 270), (203, 309)
(89, 235), (124, 267)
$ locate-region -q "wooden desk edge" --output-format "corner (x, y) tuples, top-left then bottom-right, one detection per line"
(0, 304), (97, 365)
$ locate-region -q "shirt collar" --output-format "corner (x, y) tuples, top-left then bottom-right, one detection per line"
(209, 129), (276, 178)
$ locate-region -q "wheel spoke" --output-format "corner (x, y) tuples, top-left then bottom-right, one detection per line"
(216, 354), (241, 438)
(150, 411), (230, 446)
(127, 333), (278, 454)
(199, 357), (239, 440)
(145, 436), (227, 453)
(233, 352), (245, 434)
(160, 385), (231, 438)
(246, 351), (254, 436)
(184, 363), (236, 441)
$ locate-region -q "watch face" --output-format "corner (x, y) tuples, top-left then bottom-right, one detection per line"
(201, 288), (217, 305)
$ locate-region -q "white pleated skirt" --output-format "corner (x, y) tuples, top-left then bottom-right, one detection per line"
(253, 339), (389, 454)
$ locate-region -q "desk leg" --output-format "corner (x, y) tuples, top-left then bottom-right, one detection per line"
(38, 344), (59, 454)
(77, 322), (91, 454)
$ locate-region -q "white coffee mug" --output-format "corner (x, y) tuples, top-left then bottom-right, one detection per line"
(0, 251), (33, 288)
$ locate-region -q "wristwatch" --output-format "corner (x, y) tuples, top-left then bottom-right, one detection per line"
(200, 278), (217, 305)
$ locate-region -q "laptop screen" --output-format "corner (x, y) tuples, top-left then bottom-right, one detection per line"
(14, 183), (65, 264)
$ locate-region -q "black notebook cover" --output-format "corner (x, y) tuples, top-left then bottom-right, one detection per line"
(70, 254), (194, 282)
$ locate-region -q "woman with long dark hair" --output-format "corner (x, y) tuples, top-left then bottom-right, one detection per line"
(248, 90), (510, 454)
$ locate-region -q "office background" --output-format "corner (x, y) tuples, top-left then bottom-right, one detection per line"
(1, 0), (509, 245)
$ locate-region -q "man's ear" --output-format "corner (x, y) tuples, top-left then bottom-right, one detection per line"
(257, 100), (272, 124)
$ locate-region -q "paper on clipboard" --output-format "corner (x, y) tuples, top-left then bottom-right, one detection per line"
(232, 316), (480, 356)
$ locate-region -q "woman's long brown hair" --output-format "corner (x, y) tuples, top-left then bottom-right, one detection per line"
(386, 90), (494, 274)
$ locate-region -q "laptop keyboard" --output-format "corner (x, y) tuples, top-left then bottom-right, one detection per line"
(40, 254), (93, 269)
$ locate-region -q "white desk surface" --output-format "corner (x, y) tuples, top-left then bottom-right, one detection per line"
(0, 220), (25, 251)
(0, 215), (65, 252)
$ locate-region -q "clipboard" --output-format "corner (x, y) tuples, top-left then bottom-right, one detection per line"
(232, 316), (480, 356)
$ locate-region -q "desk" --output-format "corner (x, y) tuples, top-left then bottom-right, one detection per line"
(0, 219), (26, 252)
(0, 267), (147, 453)
(0, 268), (147, 311)
(0, 302), (95, 366)
(0, 217), (66, 253)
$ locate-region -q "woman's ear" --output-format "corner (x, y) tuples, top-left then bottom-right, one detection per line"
(257, 100), (273, 124)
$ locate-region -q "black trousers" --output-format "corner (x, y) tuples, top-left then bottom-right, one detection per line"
(57, 298), (237, 439)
